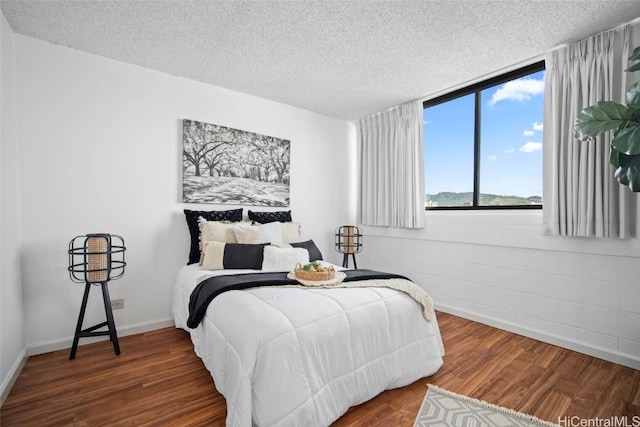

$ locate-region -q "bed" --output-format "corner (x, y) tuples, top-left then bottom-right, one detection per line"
(174, 208), (444, 426)
(172, 263), (445, 427)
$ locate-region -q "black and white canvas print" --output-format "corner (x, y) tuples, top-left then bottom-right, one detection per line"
(182, 119), (290, 206)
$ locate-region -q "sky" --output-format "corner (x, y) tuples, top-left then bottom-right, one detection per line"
(423, 70), (545, 198)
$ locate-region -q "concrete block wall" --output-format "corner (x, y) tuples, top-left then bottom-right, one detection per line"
(357, 210), (640, 369)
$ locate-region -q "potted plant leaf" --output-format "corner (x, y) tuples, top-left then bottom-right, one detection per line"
(574, 45), (640, 192)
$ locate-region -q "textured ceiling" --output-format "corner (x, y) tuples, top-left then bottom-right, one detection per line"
(2, 1), (640, 120)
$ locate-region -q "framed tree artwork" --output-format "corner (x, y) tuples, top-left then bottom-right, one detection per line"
(182, 119), (290, 206)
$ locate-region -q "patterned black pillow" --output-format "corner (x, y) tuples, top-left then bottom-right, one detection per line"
(248, 210), (292, 224)
(184, 208), (243, 264)
(290, 240), (323, 261)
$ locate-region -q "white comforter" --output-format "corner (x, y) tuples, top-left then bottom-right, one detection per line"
(172, 264), (444, 427)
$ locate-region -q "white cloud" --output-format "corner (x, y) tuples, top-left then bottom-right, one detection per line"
(424, 120), (432, 125)
(504, 148), (516, 153)
(487, 155), (497, 161)
(489, 78), (545, 106)
(519, 141), (543, 153)
(533, 122), (543, 131)
(523, 130), (535, 137)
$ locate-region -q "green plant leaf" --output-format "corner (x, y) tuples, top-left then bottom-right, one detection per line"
(627, 46), (640, 72)
(627, 82), (640, 105)
(629, 45), (640, 61)
(612, 125), (640, 155)
(614, 153), (640, 192)
(627, 62), (640, 73)
(610, 145), (621, 168)
(574, 101), (630, 140)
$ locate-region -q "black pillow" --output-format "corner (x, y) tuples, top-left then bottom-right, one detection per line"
(184, 208), (243, 264)
(248, 210), (292, 224)
(290, 240), (323, 261)
(223, 243), (268, 270)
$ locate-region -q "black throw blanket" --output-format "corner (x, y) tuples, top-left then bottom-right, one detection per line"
(187, 269), (409, 329)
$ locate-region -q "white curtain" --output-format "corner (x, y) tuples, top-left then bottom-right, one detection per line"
(358, 100), (425, 229)
(543, 23), (639, 238)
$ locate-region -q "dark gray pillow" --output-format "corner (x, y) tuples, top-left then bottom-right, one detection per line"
(290, 240), (323, 261)
(223, 243), (268, 270)
(184, 208), (243, 264)
(248, 210), (292, 224)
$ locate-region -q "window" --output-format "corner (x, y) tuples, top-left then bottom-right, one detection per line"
(423, 62), (545, 209)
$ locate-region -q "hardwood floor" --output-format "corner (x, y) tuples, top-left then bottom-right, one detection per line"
(2, 312), (639, 426)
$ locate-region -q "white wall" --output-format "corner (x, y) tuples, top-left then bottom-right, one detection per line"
(1, 11), (26, 403)
(358, 210), (640, 369)
(13, 35), (356, 355)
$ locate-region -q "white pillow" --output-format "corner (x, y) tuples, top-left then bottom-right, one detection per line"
(200, 241), (226, 270)
(260, 221), (284, 244)
(282, 222), (301, 243)
(261, 246), (309, 272)
(234, 223), (266, 244)
(272, 242), (293, 248)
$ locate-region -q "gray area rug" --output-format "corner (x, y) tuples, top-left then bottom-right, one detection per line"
(414, 385), (559, 427)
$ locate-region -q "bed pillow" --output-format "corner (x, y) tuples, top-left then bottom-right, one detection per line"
(262, 246), (309, 272)
(234, 223), (267, 244)
(282, 222), (301, 243)
(260, 221), (284, 244)
(184, 208), (242, 264)
(200, 241), (226, 270)
(271, 242), (293, 248)
(248, 210), (292, 224)
(201, 242), (268, 270)
(199, 219), (238, 244)
(224, 243), (268, 270)
(290, 239), (323, 261)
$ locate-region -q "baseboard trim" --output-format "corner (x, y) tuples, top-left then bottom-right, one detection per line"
(1, 348), (27, 406)
(435, 303), (640, 371)
(27, 318), (175, 356)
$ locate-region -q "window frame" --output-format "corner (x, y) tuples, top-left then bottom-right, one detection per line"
(423, 60), (545, 211)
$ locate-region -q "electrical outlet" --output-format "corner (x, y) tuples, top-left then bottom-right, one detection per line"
(111, 298), (124, 310)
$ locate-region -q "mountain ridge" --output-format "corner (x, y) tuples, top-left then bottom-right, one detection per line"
(426, 192), (542, 207)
